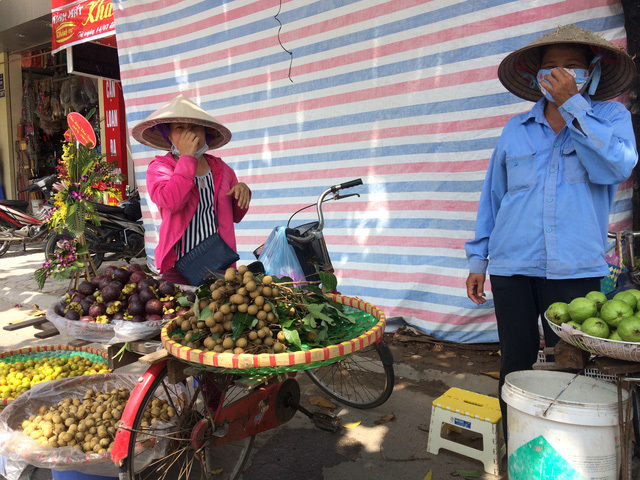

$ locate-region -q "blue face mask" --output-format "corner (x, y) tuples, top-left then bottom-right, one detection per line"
(537, 68), (591, 102)
(535, 54), (602, 102)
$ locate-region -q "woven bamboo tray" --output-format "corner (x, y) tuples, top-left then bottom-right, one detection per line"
(0, 345), (109, 407)
(161, 294), (386, 374)
(545, 314), (640, 363)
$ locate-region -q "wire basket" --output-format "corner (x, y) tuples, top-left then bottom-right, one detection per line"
(545, 314), (640, 363)
(0, 345), (109, 407)
(161, 294), (386, 374)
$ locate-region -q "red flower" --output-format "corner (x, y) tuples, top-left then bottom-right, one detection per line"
(93, 181), (108, 191)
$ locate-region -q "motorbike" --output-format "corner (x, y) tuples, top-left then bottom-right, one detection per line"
(44, 188), (146, 270)
(0, 174), (58, 257)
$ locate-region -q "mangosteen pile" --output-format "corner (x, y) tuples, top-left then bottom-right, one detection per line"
(60, 264), (196, 324)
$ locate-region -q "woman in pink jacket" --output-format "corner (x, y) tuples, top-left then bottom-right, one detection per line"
(132, 94), (251, 285)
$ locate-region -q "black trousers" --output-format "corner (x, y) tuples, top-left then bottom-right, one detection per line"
(489, 274), (601, 442)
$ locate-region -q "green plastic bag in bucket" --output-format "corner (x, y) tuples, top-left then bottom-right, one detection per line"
(502, 370), (626, 480)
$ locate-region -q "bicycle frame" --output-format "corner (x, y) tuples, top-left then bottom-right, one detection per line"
(111, 360), (297, 466)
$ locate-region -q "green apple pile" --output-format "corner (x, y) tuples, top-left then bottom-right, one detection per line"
(546, 289), (640, 342)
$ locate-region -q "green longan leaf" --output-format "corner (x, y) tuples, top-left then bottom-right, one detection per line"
(301, 313), (316, 328)
(231, 312), (254, 340)
(198, 306), (212, 322)
(280, 317), (295, 328)
(283, 326), (301, 347)
(177, 296), (192, 306)
(300, 284), (324, 297)
(318, 270), (338, 293)
(324, 304), (352, 323)
(307, 303), (333, 324)
(315, 328), (328, 342)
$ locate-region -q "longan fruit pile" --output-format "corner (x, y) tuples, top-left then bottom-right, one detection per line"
(171, 266), (288, 354)
(19, 388), (174, 454)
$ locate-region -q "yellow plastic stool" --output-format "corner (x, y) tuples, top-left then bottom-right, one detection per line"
(426, 387), (505, 475)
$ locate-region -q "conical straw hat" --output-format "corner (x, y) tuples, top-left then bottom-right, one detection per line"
(132, 94), (231, 150)
(498, 25), (636, 102)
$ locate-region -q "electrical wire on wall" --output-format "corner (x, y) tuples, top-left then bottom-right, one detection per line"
(274, 0), (294, 82)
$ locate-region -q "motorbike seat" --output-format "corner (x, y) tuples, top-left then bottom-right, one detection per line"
(94, 203), (125, 215)
(0, 200), (29, 212)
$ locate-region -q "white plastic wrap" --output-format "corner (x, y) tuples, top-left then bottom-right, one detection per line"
(47, 297), (169, 344)
(0, 373), (138, 479)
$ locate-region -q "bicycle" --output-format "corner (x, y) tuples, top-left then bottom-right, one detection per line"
(111, 179), (395, 480)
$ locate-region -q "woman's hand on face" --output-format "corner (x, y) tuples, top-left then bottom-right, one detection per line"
(227, 182), (251, 209)
(171, 127), (202, 157)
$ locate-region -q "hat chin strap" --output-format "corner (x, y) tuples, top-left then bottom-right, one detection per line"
(586, 55), (602, 96)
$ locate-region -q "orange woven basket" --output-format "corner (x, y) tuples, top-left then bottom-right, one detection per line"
(161, 294), (386, 373)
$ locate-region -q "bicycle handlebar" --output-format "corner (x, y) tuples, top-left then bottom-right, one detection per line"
(286, 178), (363, 244)
(338, 179), (363, 190)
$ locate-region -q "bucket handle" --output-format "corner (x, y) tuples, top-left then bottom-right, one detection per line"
(542, 370), (583, 417)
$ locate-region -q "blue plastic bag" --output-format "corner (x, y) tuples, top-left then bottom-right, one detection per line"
(259, 226), (305, 282)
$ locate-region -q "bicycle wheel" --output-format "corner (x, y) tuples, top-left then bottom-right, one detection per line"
(119, 366), (255, 480)
(45, 230), (104, 270)
(632, 385), (640, 456)
(305, 339), (395, 409)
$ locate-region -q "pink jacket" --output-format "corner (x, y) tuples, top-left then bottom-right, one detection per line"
(146, 152), (250, 273)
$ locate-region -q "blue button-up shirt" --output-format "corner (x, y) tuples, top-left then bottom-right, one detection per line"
(465, 94), (638, 279)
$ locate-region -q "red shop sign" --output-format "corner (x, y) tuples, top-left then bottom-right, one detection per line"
(51, 0), (115, 55)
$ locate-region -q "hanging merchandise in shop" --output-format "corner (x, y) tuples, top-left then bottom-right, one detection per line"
(19, 49), (100, 183)
(51, 0), (115, 55)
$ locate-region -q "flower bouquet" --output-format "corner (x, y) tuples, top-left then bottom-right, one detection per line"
(35, 113), (125, 289)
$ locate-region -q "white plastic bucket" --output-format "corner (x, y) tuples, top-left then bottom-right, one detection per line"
(502, 370), (626, 480)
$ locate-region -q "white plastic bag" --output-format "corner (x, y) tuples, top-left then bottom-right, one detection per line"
(46, 298), (168, 344)
(0, 373), (139, 479)
(259, 226), (305, 281)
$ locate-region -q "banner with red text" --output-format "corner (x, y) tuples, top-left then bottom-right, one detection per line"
(51, 0), (115, 54)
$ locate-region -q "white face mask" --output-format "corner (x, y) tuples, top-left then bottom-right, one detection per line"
(170, 143), (209, 158)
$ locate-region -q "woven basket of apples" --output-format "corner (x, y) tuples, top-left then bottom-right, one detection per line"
(45, 264), (195, 344)
(545, 288), (640, 362)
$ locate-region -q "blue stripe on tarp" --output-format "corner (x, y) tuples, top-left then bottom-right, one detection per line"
(128, 92), (518, 155)
(132, 137), (501, 164)
(115, 0), (519, 61)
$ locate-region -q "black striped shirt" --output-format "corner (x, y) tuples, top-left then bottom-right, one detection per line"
(176, 170), (216, 259)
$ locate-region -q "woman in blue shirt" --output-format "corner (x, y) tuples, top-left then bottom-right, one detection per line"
(465, 25), (637, 447)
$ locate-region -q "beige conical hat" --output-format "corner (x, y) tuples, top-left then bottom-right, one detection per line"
(498, 25), (636, 102)
(132, 94), (232, 150)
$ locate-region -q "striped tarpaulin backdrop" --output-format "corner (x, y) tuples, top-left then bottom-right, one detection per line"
(111, 0), (633, 343)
